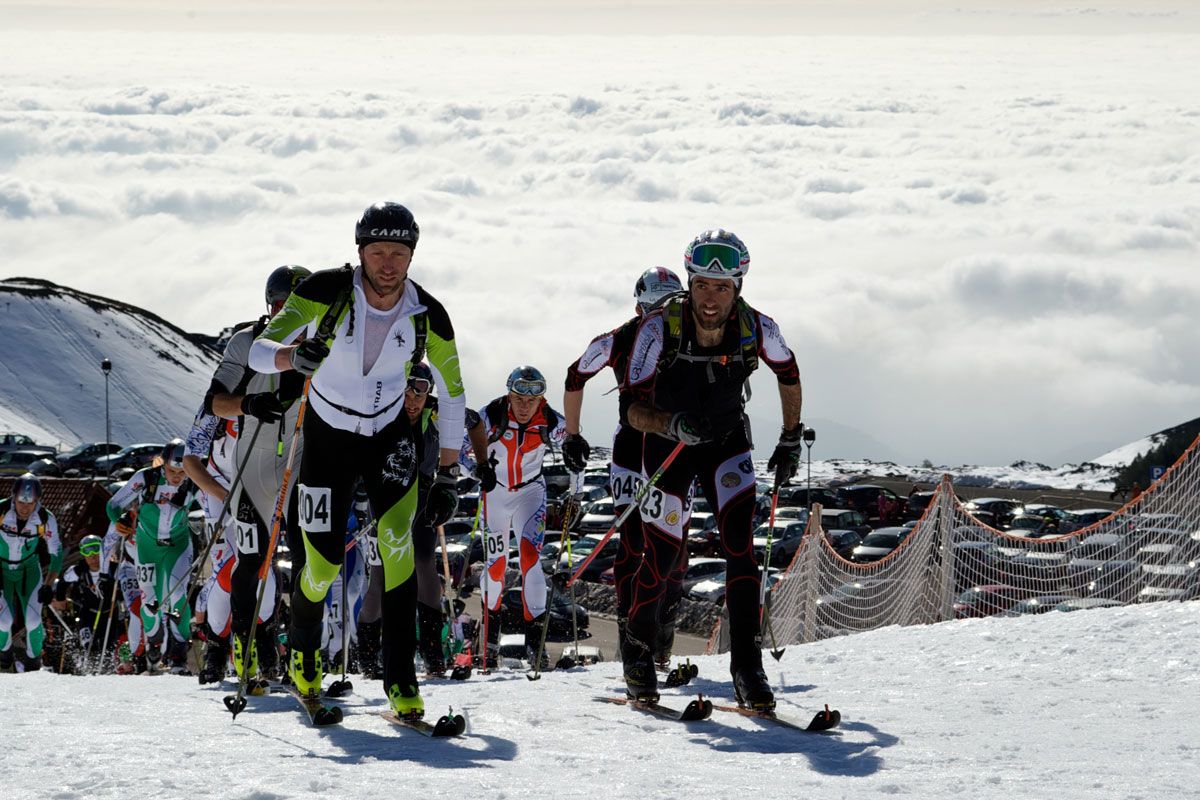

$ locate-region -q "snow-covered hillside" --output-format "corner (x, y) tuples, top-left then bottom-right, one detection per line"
(4, 602), (1196, 799)
(785, 457), (1122, 493)
(0, 277), (220, 448)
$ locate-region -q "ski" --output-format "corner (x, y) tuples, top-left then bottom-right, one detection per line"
(709, 702), (841, 732)
(284, 686), (343, 726)
(380, 709), (467, 738)
(596, 694), (713, 722)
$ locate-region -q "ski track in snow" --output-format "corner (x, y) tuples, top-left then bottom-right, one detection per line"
(6, 602), (1199, 799)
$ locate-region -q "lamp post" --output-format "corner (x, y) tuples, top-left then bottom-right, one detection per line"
(803, 426), (816, 508)
(101, 358), (112, 478)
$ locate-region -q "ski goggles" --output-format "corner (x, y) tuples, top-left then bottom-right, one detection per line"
(508, 376), (547, 397)
(406, 376), (432, 395)
(79, 540), (102, 557)
(687, 242), (746, 277)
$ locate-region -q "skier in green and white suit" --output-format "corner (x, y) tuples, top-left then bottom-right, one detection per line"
(249, 201), (466, 720)
(106, 440), (200, 667)
(0, 473), (62, 671)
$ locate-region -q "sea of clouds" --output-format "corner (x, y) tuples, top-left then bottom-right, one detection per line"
(1, 29), (1198, 464)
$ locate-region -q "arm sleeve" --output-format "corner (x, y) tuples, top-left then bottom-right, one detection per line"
(564, 329), (617, 391)
(545, 408), (568, 447)
(624, 314), (664, 405)
(424, 304), (466, 452)
(44, 513), (62, 574)
(106, 471), (144, 521)
(756, 311), (799, 385)
(250, 290), (327, 373)
(102, 523), (120, 567)
(185, 406), (220, 458)
(208, 328), (253, 398)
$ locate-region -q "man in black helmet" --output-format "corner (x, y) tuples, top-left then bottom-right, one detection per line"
(622, 230), (803, 711)
(250, 203), (466, 721)
(190, 265), (312, 688)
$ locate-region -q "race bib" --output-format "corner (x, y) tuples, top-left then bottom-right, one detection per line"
(610, 471), (644, 507)
(365, 534), (382, 567)
(298, 484), (332, 533)
(136, 562), (155, 586)
(235, 520), (259, 555)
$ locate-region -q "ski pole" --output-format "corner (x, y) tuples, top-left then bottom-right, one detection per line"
(566, 472), (582, 666)
(567, 440), (685, 587)
(759, 481), (786, 661)
(457, 500), (483, 590)
(94, 565), (123, 674)
(164, 420), (265, 606)
(226, 376), (310, 718)
(325, 548), (353, 697)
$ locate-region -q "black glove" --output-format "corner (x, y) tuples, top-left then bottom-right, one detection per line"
(562, 433), (591, 473)
(241, 392), (284, 423)
(38, 584), (53, 604)
(767, 424), (805, 487)
(427, 467), (460, 527)
(474, 456), (498, 494)
(289, 338), (329, 376)
(666, 412), (712, 446)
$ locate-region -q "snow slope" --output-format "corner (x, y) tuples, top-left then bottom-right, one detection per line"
(4, 602), (1197, 799)
(0, 277), (219, 448)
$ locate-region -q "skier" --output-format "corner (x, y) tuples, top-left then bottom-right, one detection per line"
(182, 406), (241, 683)
(464, 365), (566, 667)
(101, 519), (145, 673)
(562, 267), (687, 670)
(106, 440), (201, 670)
(249, 202), (466, 720)
(51, 534), (117, 670)
(622, 230), (803, 710)
(0, 473), (62, 671)
(203, 265), (312, 686)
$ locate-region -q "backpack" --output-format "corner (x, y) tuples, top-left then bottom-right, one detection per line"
(483, 397), (560, 446)
(658, 292), (759, 377)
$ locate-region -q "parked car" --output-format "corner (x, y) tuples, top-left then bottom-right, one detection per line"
(837, 485), (906, 524)
(1062, 533), (1143, 602)
(1135, 542), (1200, 601)
(1001, 594), (1079, 616)
(962, 498), (1021, 528)
(498, 586), (588, 637)
(94, 443), (164, 475)
(0, 433), (54, 455)
(552, 533), (621, 582)
(953, 585), (1035, 618)
(56, 441), (122, 474)
(849, 527), (911, 563)
(542, 461), (572, 494)
(574, 498), (617, 535)
(1055, 597), (1123, 612)
(1001, 550), (1071, 592)
(952, 540), (1008, 591)
(751, 520), (807, 567)
(680, 557), (728, 594)
(819, 508), (871, 537)
(686, 511), (721, 555)
(690, 568), (779, 604)
(27, 457), (62, 476)
(1062, 508), (1114, 532)
(0, 449), (53, 476)
(825, 529), (862, 560)
(777, 485), (839, 510)
(813, 577), (903, 631)
(905, 491), (936, 520)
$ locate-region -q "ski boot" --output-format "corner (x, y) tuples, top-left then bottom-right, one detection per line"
(198, 640), (229, 685)
(145, 637), (164, 671)
(289, 648), (323, 699)
(0, 649), (14, 673)
(386, 683), (425, 720)
(356, 620), (382, 680)
(622, 638), (659, 704)
(256, 623), (280, 682)
(232, 634), (258, 681)
(524, 616), (550, 671)
(732, 664), (776, 712)
(417, 603), (447, 676)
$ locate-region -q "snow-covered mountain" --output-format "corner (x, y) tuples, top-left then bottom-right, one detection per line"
(4, 602), (1195, 799)
(0, 277), (221, 449)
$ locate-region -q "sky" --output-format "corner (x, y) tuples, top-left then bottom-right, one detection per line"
(5, 602), (1198, 798)
(1, 4), (1198, 465)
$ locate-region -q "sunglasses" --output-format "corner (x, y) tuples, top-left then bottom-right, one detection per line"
(80, 542), (102, 557)
(406, 377), (432, 395)
(509, 377), (546, 397)
(689, 242), (745, 275)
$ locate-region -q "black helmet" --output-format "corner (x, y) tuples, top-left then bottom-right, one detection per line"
(265, 265), (312, 307)
(355, 202), (419, 250)
(12, 472), (40, 504)
(161, 438), (186, 469)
